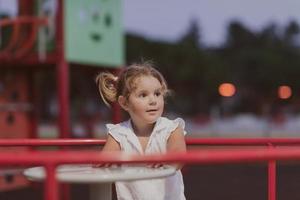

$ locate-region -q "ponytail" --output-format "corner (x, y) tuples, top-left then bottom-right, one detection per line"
(95, 72), (118, 107)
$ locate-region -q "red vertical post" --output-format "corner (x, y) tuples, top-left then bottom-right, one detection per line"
(56, 1), (71, 200)
(45, 164), (59, 200)
(28, 71), (38, 151)
(112, 102), (121, 123)
(112, 68), (122, 123)
(28, 71), (37, 138)
(19, 0), (37, 141)
(19, 0), (34, 15)
(268, 144), (276, 200)
(57, 58), (70, 138)
(56, 0), (70, 138)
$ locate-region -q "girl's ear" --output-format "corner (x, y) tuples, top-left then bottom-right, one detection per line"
(118, 96), (129, 111)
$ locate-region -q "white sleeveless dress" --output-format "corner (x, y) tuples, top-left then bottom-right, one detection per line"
(106, 117), (187, 200)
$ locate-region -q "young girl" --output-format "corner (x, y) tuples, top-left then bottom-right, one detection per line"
(95, 62), (187, 200)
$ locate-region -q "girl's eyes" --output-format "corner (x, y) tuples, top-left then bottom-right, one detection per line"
(138, 93), (147, 98)
(155, 91), (161, 96)
(137, 91), (162, 98)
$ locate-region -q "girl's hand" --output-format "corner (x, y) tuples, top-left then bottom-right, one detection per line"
(147, 163), (164, 168)
(92, 163), (112, 168)
(92, 163), (121, 168)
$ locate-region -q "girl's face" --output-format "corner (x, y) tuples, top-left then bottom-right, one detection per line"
(122, 75), (165, 126)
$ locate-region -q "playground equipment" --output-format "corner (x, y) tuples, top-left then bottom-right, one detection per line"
(24, 164), (176, 200)
(1, 138), (300, 200)
(2, 138), (300, 200)
(0, 0), (124, 192)
(2, 2), (300, 200)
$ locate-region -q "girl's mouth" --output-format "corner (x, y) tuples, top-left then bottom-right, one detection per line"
(146, 109), (157, 112)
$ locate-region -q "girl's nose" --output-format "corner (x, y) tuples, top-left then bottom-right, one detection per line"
(149, 95), (157, 105)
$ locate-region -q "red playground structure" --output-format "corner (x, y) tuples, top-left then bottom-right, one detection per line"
(0, 0), (123, 193)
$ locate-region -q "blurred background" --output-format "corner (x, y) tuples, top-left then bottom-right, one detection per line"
(1, 0), (300, 141)
(123, 0), (300, 138)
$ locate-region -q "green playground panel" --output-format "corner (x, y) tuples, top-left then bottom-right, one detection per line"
(64, 0), (124, 67)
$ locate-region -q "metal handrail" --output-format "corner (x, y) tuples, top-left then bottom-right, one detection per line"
(0, 148), (300, 200)
(2, 138), (300, 146)
(1, 138), (300, 200)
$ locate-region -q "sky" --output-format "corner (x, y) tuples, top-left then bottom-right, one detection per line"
(1, 0), (299, 47)
(123, 0), (300, 47)
(0, 0), (17, 16)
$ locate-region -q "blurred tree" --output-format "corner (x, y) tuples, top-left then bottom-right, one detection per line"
(225, 21), (256, 48)
(283, 20), (300, 47)
(125, 19), (300, 117)
(178, 18), (202, 49)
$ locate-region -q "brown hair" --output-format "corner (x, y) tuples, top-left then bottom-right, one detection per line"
(95, 62), (169, 107)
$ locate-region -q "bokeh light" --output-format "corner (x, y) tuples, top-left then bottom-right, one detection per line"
(278, 85), (292, 99)
(218, 83), (236, 97)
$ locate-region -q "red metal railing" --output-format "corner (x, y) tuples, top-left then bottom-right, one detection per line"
(185, 138), (300, 146)
(2, 138), (300, 146)
(0, 139), (105, 146)
(1, 138), (300, 200)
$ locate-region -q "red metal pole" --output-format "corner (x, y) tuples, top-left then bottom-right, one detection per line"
(268, 160), (276, 200)
(45, 164), (59, 200)
(56, 0), (70, 138)
(3, 138), (300, 147)
(56, 1), (71, 200)
(185, 138), (300, 146)
(0, 148), (300, 165)
(268, 144), (276, 200)
(112, 102), (121, 123)
(57, 59), (70, 138)
(28, 71), (38, 140)
(0, 139), (105, 146)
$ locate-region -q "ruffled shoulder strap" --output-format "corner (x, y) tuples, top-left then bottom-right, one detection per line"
(105, 122), (128, 144)
(157, 117), (187, 141)
(168, 117), (187, 136)
(106, 121), (144, 153)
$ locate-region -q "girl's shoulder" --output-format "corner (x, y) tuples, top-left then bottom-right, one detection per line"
(159, 116), (185, 124)
(157, 117), (187, 135)
(105, 120), (131, 135)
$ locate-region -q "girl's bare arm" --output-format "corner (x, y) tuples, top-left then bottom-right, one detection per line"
(167, 126), (187, 169)
(102, 134), (121, 151)
(93, 135), (121, 168)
